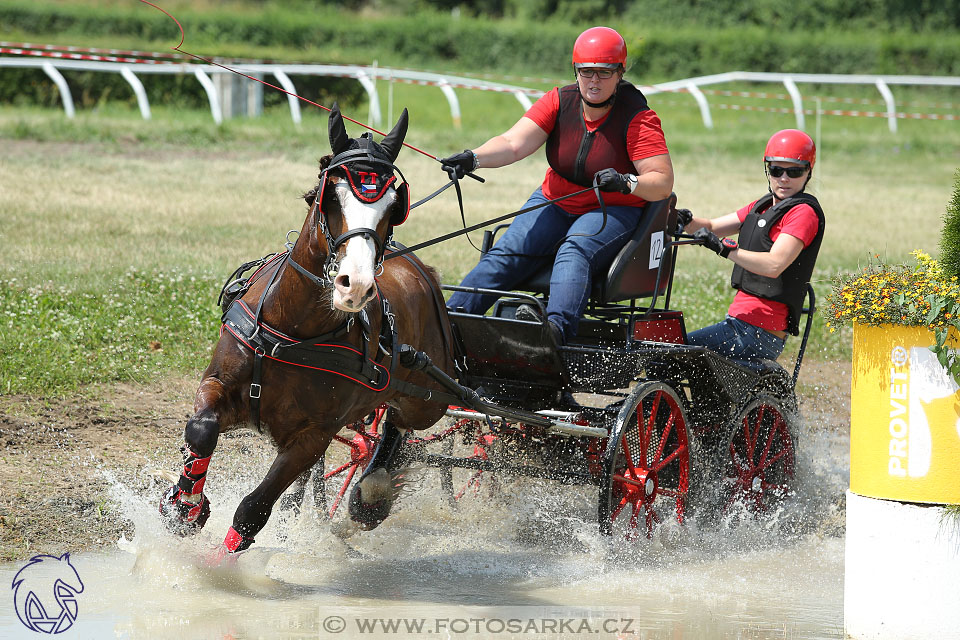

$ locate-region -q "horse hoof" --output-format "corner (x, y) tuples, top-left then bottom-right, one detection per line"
(159, 485), (211, 536)
(347, 469), (393, 530)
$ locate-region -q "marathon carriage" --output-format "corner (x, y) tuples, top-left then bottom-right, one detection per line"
(298, 193), (815, 540)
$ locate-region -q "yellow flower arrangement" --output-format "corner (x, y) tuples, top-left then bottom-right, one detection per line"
(826, 250), (960, 382)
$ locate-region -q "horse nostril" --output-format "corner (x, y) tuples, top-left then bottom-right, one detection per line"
(363, 285), (374, 300)
(335, 274), (350, 290)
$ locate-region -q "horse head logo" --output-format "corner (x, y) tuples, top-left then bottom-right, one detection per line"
(11, 553), (84, 634)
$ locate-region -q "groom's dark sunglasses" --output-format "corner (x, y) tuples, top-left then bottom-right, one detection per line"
(767, 164), (807, 178)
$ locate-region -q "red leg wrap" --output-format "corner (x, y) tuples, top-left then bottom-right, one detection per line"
(223, 526), (255, 553)
(177, 446), (212, 495)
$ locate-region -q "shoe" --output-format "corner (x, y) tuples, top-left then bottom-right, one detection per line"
(514, 303), (542, 322)
(560, 390), (580, 407)
(548, 321), (565, 346)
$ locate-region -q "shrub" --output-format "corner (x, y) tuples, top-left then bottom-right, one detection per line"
(940, 169), (960, 278)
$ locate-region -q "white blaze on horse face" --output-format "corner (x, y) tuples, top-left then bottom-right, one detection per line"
(331, 181), (395, 312)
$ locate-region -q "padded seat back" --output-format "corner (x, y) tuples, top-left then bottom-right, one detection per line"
(515, 194), (678, 304)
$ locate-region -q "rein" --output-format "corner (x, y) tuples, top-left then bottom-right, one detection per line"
(386, 180), (607, 261)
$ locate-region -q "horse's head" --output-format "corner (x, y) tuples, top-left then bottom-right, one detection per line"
(306, 103), (409, 313)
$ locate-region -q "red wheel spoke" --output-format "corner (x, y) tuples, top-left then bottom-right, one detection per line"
(619, 434), (639, 479)
(755, 447), (790, 473)
(653, 444), (686, 473)
(613, 474), (644, 488)
(332, 434), (353, 446)
(743, 412), (757, 461)
(611, 496), (629, 521)
(757, 413), (777, 469)
(324, 460), (354, 478)
(658, 488), (682, 498)
(328, 464), (358, 518)
(652, 411), (675, 466)
(730, 444), (752, 473)
(641, 394), (661, 467)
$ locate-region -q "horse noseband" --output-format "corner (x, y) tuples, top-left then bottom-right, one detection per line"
(318, 208), (388, 284)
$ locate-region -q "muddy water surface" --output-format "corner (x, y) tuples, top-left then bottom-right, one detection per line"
(1, 422), (848, 640)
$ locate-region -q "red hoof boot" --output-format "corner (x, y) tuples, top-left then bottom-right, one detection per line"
(159, 485), (211, 536)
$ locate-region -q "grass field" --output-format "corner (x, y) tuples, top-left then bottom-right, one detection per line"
(1, 78), (958, 396)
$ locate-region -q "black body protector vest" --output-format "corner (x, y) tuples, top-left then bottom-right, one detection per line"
(731, 192), (825, 336)
(545, 81), (649, 187)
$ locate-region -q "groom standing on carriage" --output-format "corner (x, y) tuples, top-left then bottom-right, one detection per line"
(441, 26), (674, 344)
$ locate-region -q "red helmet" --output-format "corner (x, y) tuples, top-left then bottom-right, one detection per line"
(764, 129), (816, 169)
(572, 27), (626, 69)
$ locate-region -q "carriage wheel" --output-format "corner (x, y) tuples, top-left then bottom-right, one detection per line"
(599, 381), (690, 540)
(307, 405), (385, 519)
(719, 395), (796, 515)
(439, 420), (497, 507)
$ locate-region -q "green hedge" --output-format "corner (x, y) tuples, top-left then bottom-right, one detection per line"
(1, 1), (958, 111)
(942, 170), (960, 279)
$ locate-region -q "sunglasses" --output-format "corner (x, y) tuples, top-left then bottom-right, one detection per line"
(576, 67), (617, 79)
(767, 164), (808, 178)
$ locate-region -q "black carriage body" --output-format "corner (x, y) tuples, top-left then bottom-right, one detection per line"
(317, 193), (815, 539)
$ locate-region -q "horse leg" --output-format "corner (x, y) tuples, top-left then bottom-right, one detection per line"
(279, 468), (312, 516)
(347, 415), (406, 530)
(221, 442), (328, 555)
(158, 408), (220, 536)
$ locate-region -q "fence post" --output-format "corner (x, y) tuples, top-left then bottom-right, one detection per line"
(41, 62), (74, 119)
(685, 82), (713, 130)
(193, 68), (222, 125)
(271, 70), (301, 127)
(120, 66), (150, 120)
(437, 80), (461, 129)
(875, 79), (898, 133)
(354, 70), (382, 127)
(782, 77), (805, 130)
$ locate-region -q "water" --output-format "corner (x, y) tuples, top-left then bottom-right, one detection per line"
(1, 423), (848, 640)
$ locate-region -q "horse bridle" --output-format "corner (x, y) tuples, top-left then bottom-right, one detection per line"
(287, 147), (408, 290)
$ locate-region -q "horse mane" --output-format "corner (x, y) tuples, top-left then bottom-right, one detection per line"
(302, 154), (334, 209)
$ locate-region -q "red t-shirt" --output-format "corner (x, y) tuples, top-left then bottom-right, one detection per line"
(523, 88), (669, 215)
(727, 199), (820, 332)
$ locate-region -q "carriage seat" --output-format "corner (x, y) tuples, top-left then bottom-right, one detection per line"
(486, 193), (678, 304)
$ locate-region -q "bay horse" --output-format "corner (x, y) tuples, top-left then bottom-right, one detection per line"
(158, 104), (456, 556)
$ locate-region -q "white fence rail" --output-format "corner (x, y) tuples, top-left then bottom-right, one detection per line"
(0, 57), (537, 127)
(1, 57), (958, 133)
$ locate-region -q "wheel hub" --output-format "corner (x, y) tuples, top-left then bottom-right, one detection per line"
(349, 433), (374, 465)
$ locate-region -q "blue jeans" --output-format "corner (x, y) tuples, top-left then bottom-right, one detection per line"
(686, 316), (786, 371)
(446, 187), (642, 339)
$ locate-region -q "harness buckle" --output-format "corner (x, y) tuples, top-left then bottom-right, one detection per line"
(249, 383), (262, 399)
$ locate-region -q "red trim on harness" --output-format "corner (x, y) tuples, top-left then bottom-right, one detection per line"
(246, 251), (286, 285)
(237, 301), (361, 349)
(222, 322), (391, 392)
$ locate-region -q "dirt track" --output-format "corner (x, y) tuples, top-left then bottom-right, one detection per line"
(0, 360), (851, 563)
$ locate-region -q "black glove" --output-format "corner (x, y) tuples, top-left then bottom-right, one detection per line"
(675, 208), (693, 229)
(594, 168), (633, 194)
(693, 227), (737, 258)
(440, 149), (477, 180)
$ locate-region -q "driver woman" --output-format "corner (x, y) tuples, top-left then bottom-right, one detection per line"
(440, 26), (674, 344)
(681, 129), (825, 370)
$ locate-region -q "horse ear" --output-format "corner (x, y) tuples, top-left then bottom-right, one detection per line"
(328, 102), (350, 155)
(380, 108), (408, 163)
